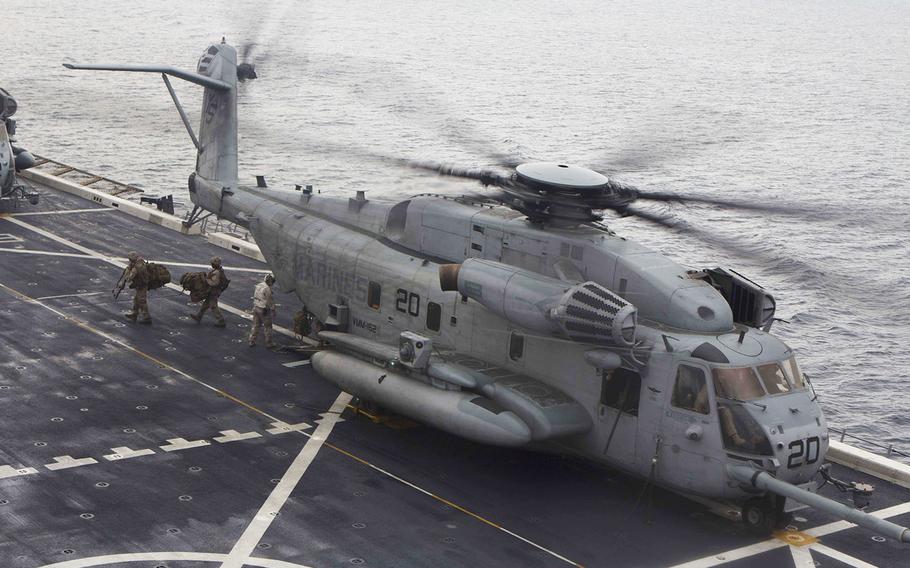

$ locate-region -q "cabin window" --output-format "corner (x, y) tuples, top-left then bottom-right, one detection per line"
(472, 224), (484, 234)
(471, 243), (483, 252)
(509, 332), (524, 360)
(367, 281), (381, 310)
(672, 365), (709, 414)
(427, 302), (441, 332)
(600, 368), (641, 416)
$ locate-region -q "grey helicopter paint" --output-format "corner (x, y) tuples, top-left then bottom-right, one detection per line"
(0, 88), (38, 205)
(65, 40), (910, 541)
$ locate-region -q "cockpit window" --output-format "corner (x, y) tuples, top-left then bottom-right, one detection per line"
(756, 363), (790, 395)
(718, 401), (773, 455)
(712, 367), (765, 401)
(781, 356), (806, 389)
(672, 365), (709, 414)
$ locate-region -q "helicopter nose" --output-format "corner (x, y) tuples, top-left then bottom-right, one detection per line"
(766, 408), (828, 482)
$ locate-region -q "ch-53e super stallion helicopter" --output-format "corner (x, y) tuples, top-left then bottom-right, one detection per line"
(0, 88), (39, 207)
(65, 40), (910, 542)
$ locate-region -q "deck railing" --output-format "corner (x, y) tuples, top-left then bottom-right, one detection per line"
(829, 426), (910, 461)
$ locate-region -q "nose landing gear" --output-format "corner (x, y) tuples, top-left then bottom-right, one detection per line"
(742, 495), (793, 535)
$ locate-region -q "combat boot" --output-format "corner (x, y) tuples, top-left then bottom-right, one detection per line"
(214, 320), (226, 328)
(138, 318), (152, 325)
(125, 312), (137, 321)
(190, 313), (202, 323)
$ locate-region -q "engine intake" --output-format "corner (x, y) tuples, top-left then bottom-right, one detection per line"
(440, 259), (637, 346)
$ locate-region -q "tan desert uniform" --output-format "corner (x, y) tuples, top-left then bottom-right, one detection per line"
(125, 253), (151, 323)
(192, 257), (226, 327)
(249, 275), (275, 347)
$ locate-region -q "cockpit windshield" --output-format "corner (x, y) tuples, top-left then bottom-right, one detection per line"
(756, 363), (790, 395)
(712, 356), (807, 401)
(712, 367), (765, 401)
(781, 355), (807, 389)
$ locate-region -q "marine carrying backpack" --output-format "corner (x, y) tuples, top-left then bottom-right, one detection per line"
(146, 262), (171, 290)
(179, 271), (210, 303)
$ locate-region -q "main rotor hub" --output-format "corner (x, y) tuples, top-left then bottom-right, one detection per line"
(515, 162), (608, 193)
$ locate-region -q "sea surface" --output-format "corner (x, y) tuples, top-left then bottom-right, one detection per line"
(6, 1), (910, 454)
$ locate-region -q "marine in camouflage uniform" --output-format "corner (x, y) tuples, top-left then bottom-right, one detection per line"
(191, 256), (226, 327)
(124, 251), (151, 324)
(249, 273), (276, 347)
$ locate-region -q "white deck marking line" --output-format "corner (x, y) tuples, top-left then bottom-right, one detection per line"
(37, 291), (106, 301)
(44, 455), (99, 471)
(665, 540), (786, 568)
(805, 501), (910, 537)
(0, 216), (299, 338)
(0, 248), (100, 260)
(214, 430), (262, 443)
(12, 207), (113, 217)
(37, 551), (314, 568)
(0, 465), (39, 479)
(282, 359), (311, 368)
(667, 499), (910, 567)
(112, 257), (272, 274)
(2, 218), (584, 567)
(220, 392), (353, 568)
(810, 544), (879, 568)
(0, 247), (270, 274)
(159, 437), (211, 452)
(790, 545), (816, 568)
(103, 447), (155, 461)
(4, 280), (585, 568)
(266, 421), (314, 435)
(0, 280), (290, 428)
(2, 216), (113, 258)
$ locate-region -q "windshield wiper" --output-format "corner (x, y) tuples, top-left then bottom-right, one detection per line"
(804, 373), (819, 401)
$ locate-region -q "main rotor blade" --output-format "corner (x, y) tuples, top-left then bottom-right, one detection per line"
(616, 206), (826, 273)
(632, 189), (806, 215)
(406, 160), (515, 188)
(615, 205), (679, 229)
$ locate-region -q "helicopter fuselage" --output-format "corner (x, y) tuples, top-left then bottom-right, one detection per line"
(193, 176), (828, 503)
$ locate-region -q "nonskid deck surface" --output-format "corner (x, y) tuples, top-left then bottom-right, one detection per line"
(1, 181), (908, 568)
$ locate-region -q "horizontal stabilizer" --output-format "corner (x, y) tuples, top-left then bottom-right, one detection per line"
(63, 63), (231, 91)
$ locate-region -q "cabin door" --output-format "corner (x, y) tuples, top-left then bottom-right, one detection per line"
(597, 368), (640, 467)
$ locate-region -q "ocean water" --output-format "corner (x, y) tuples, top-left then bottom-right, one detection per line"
(6, 1), (910, 452)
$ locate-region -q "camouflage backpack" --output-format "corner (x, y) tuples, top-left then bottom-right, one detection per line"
(146, 262), (171, 290)
(180, 271), (209, 303)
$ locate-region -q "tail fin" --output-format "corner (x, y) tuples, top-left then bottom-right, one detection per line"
(64, 39), (241, 212)
(194, 42), (239, 189)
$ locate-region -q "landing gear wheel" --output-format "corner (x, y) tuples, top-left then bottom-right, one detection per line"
(742, 497), (775, 536)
